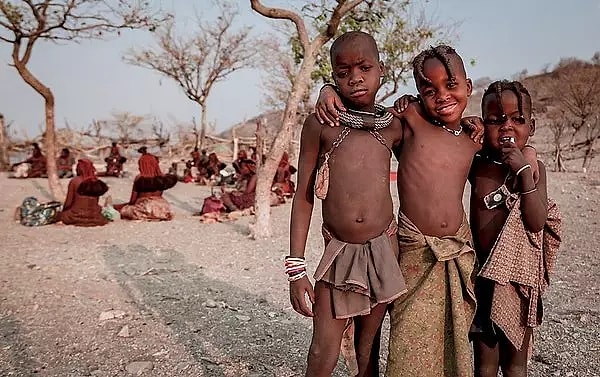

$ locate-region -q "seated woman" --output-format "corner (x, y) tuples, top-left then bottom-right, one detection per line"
(57, 148), (75, 178)
(272, 151), (297, 198)
(104, 142), (127, 177)
(205, 152), (227, 183)
(12, 143), (47, 178)
(221, 159), (258, 211)
(114, 154), (177, 221)
(58, 159), (109, 227)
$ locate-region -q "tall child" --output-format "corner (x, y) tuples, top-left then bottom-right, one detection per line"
(289, 31), (407, 377)
(467, 80), (561, 377)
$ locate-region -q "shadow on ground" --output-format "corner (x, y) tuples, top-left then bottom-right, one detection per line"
(102, 245), (348, 377)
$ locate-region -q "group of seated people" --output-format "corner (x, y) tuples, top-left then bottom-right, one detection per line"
(12, 143), (297, 225)
(183, 147), (296, 196)
(57, 152), (177, 226)
(11, 142), (129, 179)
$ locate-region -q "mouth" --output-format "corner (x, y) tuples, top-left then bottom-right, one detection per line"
(500, 136), (515, 144)
(435, 103), (458, 116)
(350, 89), (369, 98)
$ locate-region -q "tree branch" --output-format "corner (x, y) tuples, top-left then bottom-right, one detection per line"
(250, 0), (309, 51)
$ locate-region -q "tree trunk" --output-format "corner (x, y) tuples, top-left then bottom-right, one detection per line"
(252, 53), (316, 239)
(199, 103), (207, 151)
(0, 114), (10, 171)
(13, 60), (64, 199)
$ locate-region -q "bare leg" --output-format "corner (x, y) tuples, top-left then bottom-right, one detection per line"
(473, 335), (500, 377)
(306, 281), (348, 377)
(354, 307), (385, 377)
(499, 328), (532, 377)
(353, 306), (385, 377)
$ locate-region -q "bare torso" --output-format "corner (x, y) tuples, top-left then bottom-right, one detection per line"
(394, 107), (480, 237)
(469, 157), (513, 262)
(320, 118), (403, 243)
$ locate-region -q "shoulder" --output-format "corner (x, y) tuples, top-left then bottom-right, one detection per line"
(301, 114), (324, 138)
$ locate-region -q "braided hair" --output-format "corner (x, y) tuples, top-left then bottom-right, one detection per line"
(482, 80), (532, 117)
(412, 45), (464, 86)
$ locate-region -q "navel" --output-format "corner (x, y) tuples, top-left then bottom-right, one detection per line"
(356, 218), (364, 223)
(441, 221), (448, 228)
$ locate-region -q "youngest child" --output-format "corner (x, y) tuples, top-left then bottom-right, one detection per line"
(467, 80), (562, 377)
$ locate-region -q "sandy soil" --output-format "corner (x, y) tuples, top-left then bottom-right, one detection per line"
(0, 169), (598, 377)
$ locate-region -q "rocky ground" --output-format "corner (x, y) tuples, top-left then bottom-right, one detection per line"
(0, 169), (598, 377)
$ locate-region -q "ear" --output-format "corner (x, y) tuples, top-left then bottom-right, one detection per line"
(331, 71), (337, 86)
(379, 60), (386, 78)
(529, 118), (536, 136)
(465, 78), (473, 97)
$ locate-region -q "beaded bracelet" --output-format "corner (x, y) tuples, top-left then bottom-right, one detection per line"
(285, 256), (307, 281)
(515, 164), (531, 176)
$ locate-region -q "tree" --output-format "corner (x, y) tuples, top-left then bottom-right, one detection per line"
(124, 2), (258, 151)
(0, 0), (163, 199)
(250, 0), (364, 239)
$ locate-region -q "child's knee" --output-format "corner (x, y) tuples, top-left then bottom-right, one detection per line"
(307, 343), (339, 373)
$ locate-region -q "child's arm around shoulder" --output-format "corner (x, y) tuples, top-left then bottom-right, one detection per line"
(288, 114), (322, 318)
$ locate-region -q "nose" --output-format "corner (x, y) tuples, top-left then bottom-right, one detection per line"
(435, 87), (450, 103)
(349, 70), (364, 86)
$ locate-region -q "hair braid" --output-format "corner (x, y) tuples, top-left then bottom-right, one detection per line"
(412, 45), (459, 85)
(482, 80), (533, 117)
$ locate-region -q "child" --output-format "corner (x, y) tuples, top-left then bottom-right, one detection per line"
(315, 45), (542, 377)
(289, 31), (407, 377)
(467, 80), (561, 377)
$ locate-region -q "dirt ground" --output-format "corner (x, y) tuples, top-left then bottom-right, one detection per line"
(0, 169), (598, 377)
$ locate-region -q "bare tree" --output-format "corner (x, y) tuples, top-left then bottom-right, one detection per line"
(110, 111), (146, 146)
(250, 0), (364, 239)
(125, 2), (258, 151)
(0, 0), (163, 199)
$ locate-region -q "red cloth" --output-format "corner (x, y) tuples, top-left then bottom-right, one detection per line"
(76, 159), (97, 180)
(138, 154), (162, 177)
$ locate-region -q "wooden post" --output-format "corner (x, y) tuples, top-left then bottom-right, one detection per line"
(0, 114), (9, 171)
(232, 126), (238, 162)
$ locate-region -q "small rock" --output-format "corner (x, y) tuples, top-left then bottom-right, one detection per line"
(99, 309), (127, 321)
(204, 299), (217, 308)
(267, 312), (277, 318)
(566, 372), (574, 377)
(579, 314), (589, 322)
(117, 325), (131, 338)
(235, 315), (251, 322)
(125, 361), (154, 375)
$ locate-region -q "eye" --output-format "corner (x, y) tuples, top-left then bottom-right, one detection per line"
(336, 71), (348, 78)
(447, 82), (457, 89)
(512, 116), (526, 124)
(423, 89), (435, 97)
(484, 116), (504, 126)
(361, 65), (372, 72)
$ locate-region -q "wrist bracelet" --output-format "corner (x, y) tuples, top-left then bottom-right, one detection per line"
(515, 164), (531, 176)
(523, 144), (536, 152)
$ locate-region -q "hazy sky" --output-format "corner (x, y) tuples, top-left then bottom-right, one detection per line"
(1, 0), (599, 136)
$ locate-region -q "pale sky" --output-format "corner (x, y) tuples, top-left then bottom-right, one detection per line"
(1, 0), (599, 137)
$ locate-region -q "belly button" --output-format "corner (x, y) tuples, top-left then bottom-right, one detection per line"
(441, 221), (448, 228)
(356, 218), (364, 223)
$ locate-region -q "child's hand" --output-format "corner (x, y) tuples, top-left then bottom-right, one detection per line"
(501, 139), (530, 175)
(315, 85), (346, 127)
(393, 94), (419, 113)
(461, 116), (485, 144)
(290, 276), (315, 317)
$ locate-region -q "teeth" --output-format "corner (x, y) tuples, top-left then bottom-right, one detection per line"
(501, 136), (515, 143)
